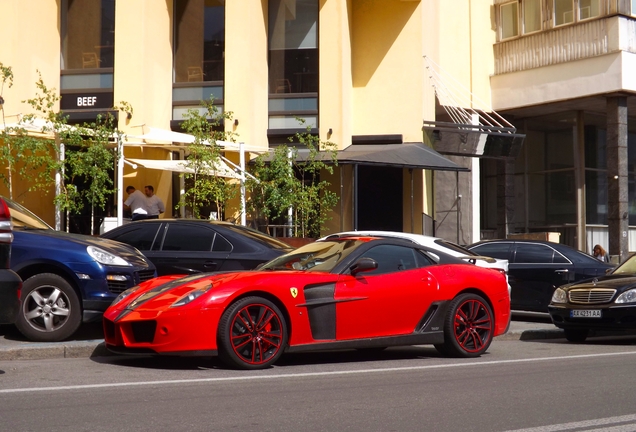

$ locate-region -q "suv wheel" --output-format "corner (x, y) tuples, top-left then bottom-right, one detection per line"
(15, 273), (81, 342)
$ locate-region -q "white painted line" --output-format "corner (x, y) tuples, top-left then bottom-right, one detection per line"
(1, 350), (636, 394)
(503, 413), (636, 432)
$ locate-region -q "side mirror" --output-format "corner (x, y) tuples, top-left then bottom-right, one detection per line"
(350, 257), (378, 275)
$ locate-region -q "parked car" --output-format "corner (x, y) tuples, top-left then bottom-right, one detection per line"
(0, 198), (22, 325)
(104, 236), (510, 369)
(320, 230), (510, 294)
(101, 219), (293, 276)
(5, 196), (156, 342)
(549, 253), (636, 342)
(467, 239), (614, 313)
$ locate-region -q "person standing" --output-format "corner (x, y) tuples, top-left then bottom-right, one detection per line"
(592, 244), (609, 263)
(124, 185), (150, 221)
(144, 185), (165, 219)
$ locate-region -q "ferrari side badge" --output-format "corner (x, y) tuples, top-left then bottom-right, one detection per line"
(290, 287), (298, 298)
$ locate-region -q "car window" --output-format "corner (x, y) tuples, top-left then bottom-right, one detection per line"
(361, 245), (424, 276)
(514, 244), (555, 264)
(222, 224), (291, 249)
(553, 250), (569, 264)
(107, 224), (161, 251)
(162, 224), (213, 252)
(212, 233), (233, 252)
(470, 242), (511, 260)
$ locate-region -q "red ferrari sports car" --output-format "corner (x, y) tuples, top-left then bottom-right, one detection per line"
(103, 236), (510, 369)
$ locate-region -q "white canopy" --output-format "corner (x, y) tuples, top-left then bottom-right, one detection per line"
(127, 158), (241, 179)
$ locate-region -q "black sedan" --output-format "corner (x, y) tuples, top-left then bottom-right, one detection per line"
(101, 219), (293, 276)
(548, 254), (636, 342)
(468, 239), (614, 312)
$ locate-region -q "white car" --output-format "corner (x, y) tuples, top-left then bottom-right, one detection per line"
(320, 230), (511, 295)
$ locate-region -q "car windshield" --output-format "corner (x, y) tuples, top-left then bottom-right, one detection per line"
(2, 196), (52, 230)
(611, 255), (636, 275)
(260, 239), (363, 272)
(435, 239), (478, 256)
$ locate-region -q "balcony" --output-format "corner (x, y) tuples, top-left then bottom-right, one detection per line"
(494, 15), (636, 75)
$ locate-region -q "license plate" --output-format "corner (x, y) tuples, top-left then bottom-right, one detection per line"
(570, 310), (601, 318)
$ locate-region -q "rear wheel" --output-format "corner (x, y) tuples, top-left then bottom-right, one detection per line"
(15, 273), (82, 342)
(435, 293), (494, 358)
(564, 328), (588, 343)
(217, 296), (288, 370)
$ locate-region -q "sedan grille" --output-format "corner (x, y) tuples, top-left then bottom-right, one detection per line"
(568, 288), (616, 304)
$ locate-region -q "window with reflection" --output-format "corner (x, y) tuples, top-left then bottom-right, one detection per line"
(501, 2), (519, 39)
(524, 0), (541, 33)
(554, 0), (574, 26)
(174, 0), (225, 83)
(61, 0), (115, 70)
(268, 0), (318, 94)
(579, 0), (601, 20)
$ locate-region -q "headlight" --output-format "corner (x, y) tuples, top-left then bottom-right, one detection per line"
(551, 287), (568, 303)
(111, 286), (141, 306)
(171, 283), (212, 307)
(87, 246), (131, 267)
(616, 289), (636, 304)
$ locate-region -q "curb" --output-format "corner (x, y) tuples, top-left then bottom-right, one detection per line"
(0, 340), (110, 361)
(0, 328), (564, 361)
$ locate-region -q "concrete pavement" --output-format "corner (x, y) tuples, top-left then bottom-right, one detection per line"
(0, 313), (567, 361)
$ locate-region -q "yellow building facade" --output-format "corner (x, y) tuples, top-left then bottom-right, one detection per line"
(0, 0), (491, 239)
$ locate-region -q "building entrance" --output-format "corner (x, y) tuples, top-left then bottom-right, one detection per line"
(357, 165), (403, 231)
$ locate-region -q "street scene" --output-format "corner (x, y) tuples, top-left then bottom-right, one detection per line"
(4, 1), (636, 431)
(2, 316), (636, 432)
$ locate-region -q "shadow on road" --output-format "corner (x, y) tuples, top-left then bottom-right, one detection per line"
(0, 321), (105, 342)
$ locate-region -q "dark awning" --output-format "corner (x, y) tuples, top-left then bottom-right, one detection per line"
(336, 142), (468, 171)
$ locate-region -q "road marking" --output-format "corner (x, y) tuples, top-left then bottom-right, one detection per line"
(1, 350), (636, 394)
(503, 413), (636, 431)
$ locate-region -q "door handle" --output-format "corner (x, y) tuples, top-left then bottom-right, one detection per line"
(554, 269), (569, 274)
(204, 261), (218, 269)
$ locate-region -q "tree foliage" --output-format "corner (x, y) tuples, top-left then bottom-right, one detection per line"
(0, 65), (126, 234)
(246, 123), (338, 238)
(178, 98), (239, 219)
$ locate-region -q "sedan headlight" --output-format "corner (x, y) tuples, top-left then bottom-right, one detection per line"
(551, 287), (568, 304)
(171, 283), (213, 307)
(87, 246), (131, 267)
(615, 289), (636, 304)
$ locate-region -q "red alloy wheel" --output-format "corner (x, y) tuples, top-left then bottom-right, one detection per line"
(229, 302), (284, 366)
(452, 298), (493, 353)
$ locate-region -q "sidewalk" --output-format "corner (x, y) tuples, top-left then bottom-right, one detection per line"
(0, 315), (565, 362)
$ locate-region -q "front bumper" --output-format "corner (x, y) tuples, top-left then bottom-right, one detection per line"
(548, 304), (636, 330)
(103, 306), (222, 355)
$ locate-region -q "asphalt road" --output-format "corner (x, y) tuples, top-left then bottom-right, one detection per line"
(2, 334), (636, 431)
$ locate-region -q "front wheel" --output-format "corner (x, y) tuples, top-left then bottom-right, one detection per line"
(217, 296), (288, 370)
(564, 328), (588, 343)
(15, 273), (82, 342)
(435, 293), (494, 358)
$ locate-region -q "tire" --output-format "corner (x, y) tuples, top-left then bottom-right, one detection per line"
(15, 273), (82, 342)
(435, 293), (494, 358)
(564, 328), (588, 343)
(217, 296), (288, 370)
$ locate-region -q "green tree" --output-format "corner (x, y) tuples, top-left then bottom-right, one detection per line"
(247, 123), (338, 238)
(178, 98), (239, 219)
(1, 66), (126, 234)
(0, 65), (60, 200)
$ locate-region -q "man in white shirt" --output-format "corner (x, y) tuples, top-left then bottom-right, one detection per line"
(124, 186), (150, 221)
(144, 185), (165, 219)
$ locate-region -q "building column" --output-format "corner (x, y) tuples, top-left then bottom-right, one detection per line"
(606, 96), (629, 262)
(496, 158), (515, 238)
(574, 111), (586, 252)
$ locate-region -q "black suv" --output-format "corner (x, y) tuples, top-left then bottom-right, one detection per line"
(0, 198), (22, 324)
